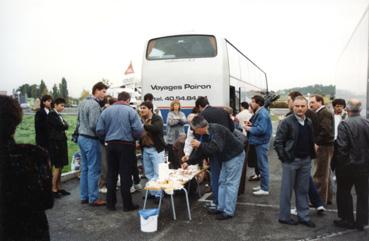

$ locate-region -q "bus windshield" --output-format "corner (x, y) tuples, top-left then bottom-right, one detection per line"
(146, 35), (217, 60)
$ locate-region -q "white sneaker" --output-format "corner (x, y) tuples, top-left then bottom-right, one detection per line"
(290, 208), (297, 216)
(252, 189), (269, 195)
(99, 187), (107, 194)
(252, 186), (261, 191)
(134, 183), (143, 190)
(316, 206), (326, 214)
(130, 186), (136, 193)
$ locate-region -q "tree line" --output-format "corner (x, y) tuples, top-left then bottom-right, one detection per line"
(16, 78), (70, 103)
(277, 84), (336, 98)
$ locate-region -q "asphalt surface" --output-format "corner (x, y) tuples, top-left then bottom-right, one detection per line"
(47, 121), (369, 241)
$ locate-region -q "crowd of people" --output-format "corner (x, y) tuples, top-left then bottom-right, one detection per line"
(0, 82), (368, 240)
(275, 91), (369, 230)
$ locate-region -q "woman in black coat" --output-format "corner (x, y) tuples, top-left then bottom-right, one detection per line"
(0, 95), (53, 241)
(47, 98), (70, 198)
(35, 95), (53, 149)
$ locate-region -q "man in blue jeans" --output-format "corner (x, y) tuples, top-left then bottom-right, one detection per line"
(244, 95), (272, 195)
(183, 97), (234, 212)
(184, 116), (245, 220)
(77, 82), (107, 206)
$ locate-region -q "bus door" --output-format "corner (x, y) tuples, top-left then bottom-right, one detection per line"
(229, 85), (240, 114)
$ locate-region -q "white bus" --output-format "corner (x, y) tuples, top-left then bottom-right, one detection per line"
(335, 7), (369, 119)
(141, 33), (268, 120)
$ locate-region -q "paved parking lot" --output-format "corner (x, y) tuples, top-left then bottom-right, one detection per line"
(47, 121), (368, 241)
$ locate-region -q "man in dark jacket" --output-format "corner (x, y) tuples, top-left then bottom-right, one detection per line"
(332, 99), (369, 231)
(139, 101), (166, 202)
(185, 115), (245, 220)
(287, 91), (325, 214)
(192, 96), (234, 210)
(274, 96), (316, 228)
(309, 94), (334, 205)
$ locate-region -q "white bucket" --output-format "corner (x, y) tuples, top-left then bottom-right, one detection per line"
(140, 214), (158, 232)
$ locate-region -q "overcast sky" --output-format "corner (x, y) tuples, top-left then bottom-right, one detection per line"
(0, 0), (368, 97)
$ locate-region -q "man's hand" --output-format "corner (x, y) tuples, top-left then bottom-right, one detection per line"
(314, 144), (319, 153)
(181, 162), (189, 169)
(202, 159), (209, 168)
(244, 120), (252, 132)
(191, 139), (201, 149)
(244, 125), (252, 132)
(181, 155), (189, 163)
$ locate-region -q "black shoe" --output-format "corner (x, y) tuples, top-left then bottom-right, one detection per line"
(216, 213), (233, 220)
(207, 208), (222, 215)
(299, 220), (316, 228)
(58, 189), (71, 196)
(123, 204), (139, 212)
(333, 219), (355, 229)
(53, 191), (61, 199)
(278, 219), (298, 225)
(355, 224), (364, 231)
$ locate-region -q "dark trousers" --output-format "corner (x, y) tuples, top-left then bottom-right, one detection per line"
(106, 143), (135, 209)
(210, 156), (221, 205)
(132, 155), (140, 184)
(255, 166), (260, 175)
(238, 144), (248, 195)
(309, 176), (324, 208)
(336, 172), (369, 226)
(167, 144), (180, 169)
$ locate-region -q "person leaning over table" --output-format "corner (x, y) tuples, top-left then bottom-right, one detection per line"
(182, 115), (245, 220)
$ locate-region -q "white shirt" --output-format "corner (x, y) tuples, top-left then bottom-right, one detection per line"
(315, 105), (325, 113)
(334, 114), (343, 140)
(294, 114), (306, 126)
(236, 109), (253, 134)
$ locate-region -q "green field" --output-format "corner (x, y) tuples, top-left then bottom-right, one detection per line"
(14, 114), (79, 173)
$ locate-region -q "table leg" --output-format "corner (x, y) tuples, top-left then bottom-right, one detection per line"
(143, 190), (148, 209)
(170, 194), (176, 220)
(182, 188), (192, 220)
(158, 191), (163, 211)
